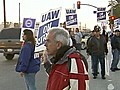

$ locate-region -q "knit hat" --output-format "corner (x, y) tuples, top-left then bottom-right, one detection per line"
(94, 25), (101, 32)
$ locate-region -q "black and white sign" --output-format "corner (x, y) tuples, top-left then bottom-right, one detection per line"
(97, 11), (106, 21)
(20, 18), (36, 41)
(97, 7), (106, 21)
(35, 8), (61, 52)
(65, 8), (78, 28)
(97, 7), (106, 11)
(114, 18), (120, 30)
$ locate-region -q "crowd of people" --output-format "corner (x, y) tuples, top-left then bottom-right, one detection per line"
(87, 25), (120, 79)
(15, 25), (120, 90)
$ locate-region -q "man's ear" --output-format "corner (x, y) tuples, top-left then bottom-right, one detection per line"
(56, 41), (62, 50)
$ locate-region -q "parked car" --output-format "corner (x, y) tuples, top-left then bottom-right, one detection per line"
(0, 28), (22, 60)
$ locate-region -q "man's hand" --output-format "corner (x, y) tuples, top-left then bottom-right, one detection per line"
(20, 72), (24, 77)
(41, 50), (48, 64)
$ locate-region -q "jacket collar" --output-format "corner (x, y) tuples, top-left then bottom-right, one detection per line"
(50, 46), (76, 64)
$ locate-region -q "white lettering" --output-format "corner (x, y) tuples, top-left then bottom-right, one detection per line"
(41, 10), (60, 22)
(43, 23), (52, 33)
(98, 14), (105, 20)
(66, 18), (77, 25)
(66, 9), (76, 14)
(36, 22), (52, 47)
(36, 34), (46, 47)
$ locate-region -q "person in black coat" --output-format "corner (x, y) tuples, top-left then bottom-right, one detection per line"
(87, 25), (107, 79)
(110, 30), (120, 72)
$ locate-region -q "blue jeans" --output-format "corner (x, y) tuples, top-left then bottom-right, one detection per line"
(91, 54), (105, 77)
(91, 56), (99, 73)
(111, 49), (120, 69)
(24, 73), (36, 90)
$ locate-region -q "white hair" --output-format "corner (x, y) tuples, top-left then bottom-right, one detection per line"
(48, 27), (70, 46)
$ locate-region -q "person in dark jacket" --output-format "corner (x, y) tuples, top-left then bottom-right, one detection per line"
(86, 30), (96, 54)
(102, 26), (108, 55)
(86, 30), (96, 73)
(110, 29), (120, 72)
(87, 25), (107, 79)
(15, 29), (40, 90)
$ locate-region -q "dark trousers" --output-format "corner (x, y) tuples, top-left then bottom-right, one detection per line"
(111, 49), (120, 69)
(91, 54), (105, 77)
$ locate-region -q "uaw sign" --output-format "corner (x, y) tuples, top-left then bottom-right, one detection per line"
(23, 18), (36, 29)
(20, 18), (36, 41)
(114, 18), (120, 30)
(97, 7), (106, 11)
(97, 12), (106, 21)
(97, 7), (106, 21)
(35, 8), (61, 52)
(65, 9), (78, 28)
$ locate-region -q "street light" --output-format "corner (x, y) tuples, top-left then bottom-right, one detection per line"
(77, 1), (81, 9)
(109, 15), (116, 24)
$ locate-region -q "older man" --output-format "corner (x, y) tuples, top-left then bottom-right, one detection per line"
(41, 27), (89, 90)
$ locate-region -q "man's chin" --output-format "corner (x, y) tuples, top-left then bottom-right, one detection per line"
(47, 53), (54, 57)
(47, 50), (55, 56)
(46, 52), (50, 55)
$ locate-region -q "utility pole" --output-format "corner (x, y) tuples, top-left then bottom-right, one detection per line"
(110, 0), (114, 16)
(73, 3), (75, 9)
(108, 0), (117, 31)
(79, 22), (81, 31)
(19, 3), (21, 27)
(3, 0), (6, 28)
(111, 0), (114, 31)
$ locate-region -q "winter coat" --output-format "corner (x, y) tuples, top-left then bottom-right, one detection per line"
(87, 35), (107, 55)
(111, 35), (120, 51)
(15, 41), (40, 73)
(44, 46), (89, 90)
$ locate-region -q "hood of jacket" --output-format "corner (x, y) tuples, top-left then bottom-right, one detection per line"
(50, 46), (76, 64)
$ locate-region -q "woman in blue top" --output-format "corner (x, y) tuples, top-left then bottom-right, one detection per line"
(16, 29), (40, 90)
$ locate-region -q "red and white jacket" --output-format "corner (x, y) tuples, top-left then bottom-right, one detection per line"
(44, 47), (89, 90)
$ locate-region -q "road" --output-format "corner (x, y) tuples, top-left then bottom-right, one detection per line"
(0, 54), (47, 90)
(0, 43), (120, 90)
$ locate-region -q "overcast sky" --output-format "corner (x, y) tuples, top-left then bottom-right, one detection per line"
(0, 0), (109, 30)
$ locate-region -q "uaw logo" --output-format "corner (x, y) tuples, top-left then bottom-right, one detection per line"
(65, 9), (78, 27)
(97, 12), (106, 21)
(22, 18), (36, 29)
(97, 7), (106, 21)
(35, 8), (61, 52)
(114, 18), (120, 30)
